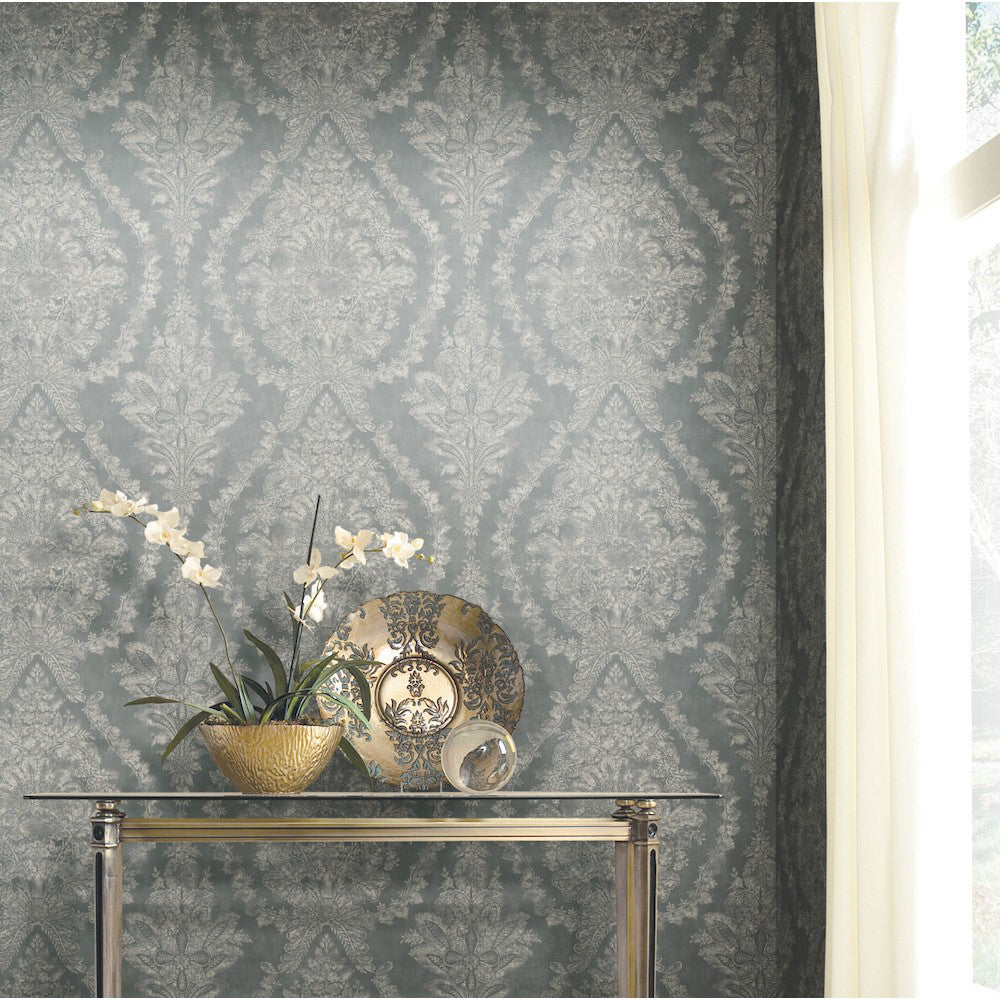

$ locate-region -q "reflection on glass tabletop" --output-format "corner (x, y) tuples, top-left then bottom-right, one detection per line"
(24, 790), (721, 801)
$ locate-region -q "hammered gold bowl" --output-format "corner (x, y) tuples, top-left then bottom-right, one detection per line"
(199, 722), (343, 794)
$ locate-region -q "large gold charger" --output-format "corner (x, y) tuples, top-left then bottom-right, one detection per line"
(318, 591), (525, 789)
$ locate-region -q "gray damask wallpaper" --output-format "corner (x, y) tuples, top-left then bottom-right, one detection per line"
(0, 3), (825, 997)
(775, 5), (826, 996)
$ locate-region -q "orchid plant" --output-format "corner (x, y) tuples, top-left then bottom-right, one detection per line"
(75, 490), (432, 784)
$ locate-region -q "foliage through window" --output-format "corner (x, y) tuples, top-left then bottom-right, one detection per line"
(968, 3), (1000, 990)
(968, 3), (1000, 152)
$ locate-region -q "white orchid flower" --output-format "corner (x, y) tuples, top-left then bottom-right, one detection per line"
(92, 489), (157, 518)
(292, 547), (337, 586)
(169, 534), (204, 558)
(89, 488), (117, 512)
(304, 580), (327, 623)
(180, 556), (222, 588)
(334, 526), (374, 568)
(144, 508), (184, 547)
(178, 537), (205, 559)
(381, 531), (423, 568)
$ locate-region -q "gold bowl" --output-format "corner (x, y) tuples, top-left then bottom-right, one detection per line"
(199, 722), (343, 794)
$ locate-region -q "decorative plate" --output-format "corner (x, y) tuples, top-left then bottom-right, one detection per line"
(318, 591), (525, 789)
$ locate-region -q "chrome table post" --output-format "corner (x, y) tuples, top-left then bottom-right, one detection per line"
(90, 800), (125, 998)
(615, 799), (659, 998)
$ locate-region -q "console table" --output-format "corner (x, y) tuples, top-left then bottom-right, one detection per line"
(25, 791), (720, 999)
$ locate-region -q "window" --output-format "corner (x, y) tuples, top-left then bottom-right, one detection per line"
(965, 3), (1000, 990)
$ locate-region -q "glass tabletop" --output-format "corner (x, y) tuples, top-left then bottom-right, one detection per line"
(24, 790), (720, 802)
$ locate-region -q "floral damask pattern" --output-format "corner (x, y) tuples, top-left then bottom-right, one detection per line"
(525, 396), (709, 688)
(525, 125), (710, 430)
(0, 4), (144, 159)
(115, 16), (247, 266)
(115, 292), (247, 503)
(127, 847), (252, 997)
(406, 292), (535, 537)
(405, 18), (536, 267)
(0, 5), (824, 997)
(404, 844), (539, 997)
(0, 126), (128, 428)
(774, 6), (826, 994)
(239, 124), (416, 368)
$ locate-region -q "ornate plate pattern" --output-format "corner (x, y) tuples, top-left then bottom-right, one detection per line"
(319, 591), (524, 788)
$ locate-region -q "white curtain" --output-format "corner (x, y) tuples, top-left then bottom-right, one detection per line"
(816, 4), (968, 997)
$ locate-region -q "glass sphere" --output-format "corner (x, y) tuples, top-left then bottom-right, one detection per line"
(441, 720), (517, 792)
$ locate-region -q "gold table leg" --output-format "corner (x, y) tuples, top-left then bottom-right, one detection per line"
(91, 801), (124, 998)
(615, 799), (659, 998)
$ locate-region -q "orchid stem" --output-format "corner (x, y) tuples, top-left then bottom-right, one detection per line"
(201, 586), (236, 680)
(294, 545), (374, 625)
(289, 495), (321, 682)
(124, 511), (237, 687)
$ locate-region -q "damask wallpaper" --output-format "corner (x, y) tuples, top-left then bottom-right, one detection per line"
(0, 3), (825, 997)
(775, 5), (826, 996)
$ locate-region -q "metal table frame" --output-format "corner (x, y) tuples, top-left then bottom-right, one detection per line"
(27, 792), (719, 999)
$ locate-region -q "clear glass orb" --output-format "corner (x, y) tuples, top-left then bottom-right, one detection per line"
(441, 720), (517, 793)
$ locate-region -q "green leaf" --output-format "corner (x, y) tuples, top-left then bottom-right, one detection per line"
(234, 673), (256, 722)
(219, 702), (245, 723)
(302, 657), (353, 715)
(293, 653), (340, 695)
(161, 711), (210, 761)
(337, 662), (373, 721)
(240, 675), (271, 706)
(210, 663), (243, 719)
(337, 736), (374, 790)
(284, 652), (338, 718)
(261, 689), (322, 723)
(258, 667), (345, 722)
(287, 696), (318, 722)
(293, 655), (323, 679)
(245, 630), (288, 697)
(303, 656), (375, 724)
(259, 691), (300, 724)
(125, 696), (227, 719)
(265, 656), (375, 722)
(316, 690), (374, 732)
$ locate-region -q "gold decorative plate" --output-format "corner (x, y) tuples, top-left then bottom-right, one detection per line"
(318, 591), (525, 789)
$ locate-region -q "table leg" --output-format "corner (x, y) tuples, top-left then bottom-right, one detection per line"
(91, 801), (124, 998)
(614, 799), (659, 998)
